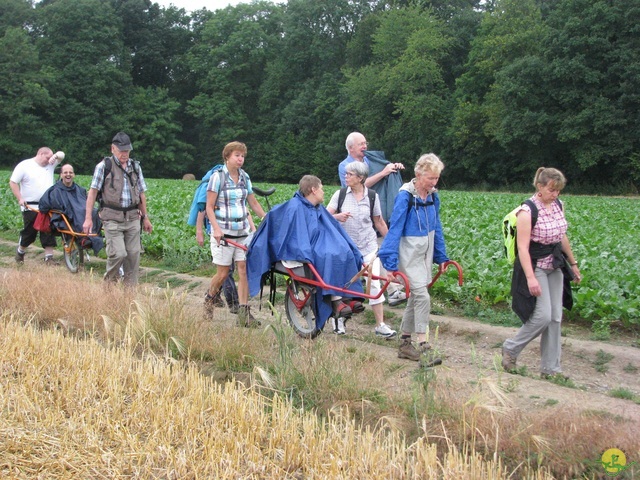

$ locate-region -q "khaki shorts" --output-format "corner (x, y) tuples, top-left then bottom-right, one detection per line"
(210, 236), (248, 266)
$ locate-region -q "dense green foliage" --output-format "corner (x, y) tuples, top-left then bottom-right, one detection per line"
(1, 170), (638, 333)
(1, 0), (638, 190)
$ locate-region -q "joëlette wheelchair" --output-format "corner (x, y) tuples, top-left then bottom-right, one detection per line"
(224, 234), (463, 339)
(30, 205), (102, 273)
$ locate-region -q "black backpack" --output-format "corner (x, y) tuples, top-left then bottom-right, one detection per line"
(336, 187), (377, 228)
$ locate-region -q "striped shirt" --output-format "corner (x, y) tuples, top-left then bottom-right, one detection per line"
(207, 165), (253, 233)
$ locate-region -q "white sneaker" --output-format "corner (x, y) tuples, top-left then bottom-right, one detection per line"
(375, 323), (397, 338)
(329, 317), (336, 333)
(388, 290), (407, 307)
(336, 317), (346, 335)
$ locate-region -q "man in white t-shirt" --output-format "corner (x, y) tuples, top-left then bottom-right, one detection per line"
(9, 147), (63, 264)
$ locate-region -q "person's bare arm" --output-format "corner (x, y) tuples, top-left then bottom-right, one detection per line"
(139, 192), (153, 233)
(373, 215), (388, 237)
(516, 210), (540, 296)
(364, 162), (405, 188)
(82, 188), (99, 234)
(196, 211), (206, 246)
(9, 181), (24, 207)
(246, 194), (266, 221)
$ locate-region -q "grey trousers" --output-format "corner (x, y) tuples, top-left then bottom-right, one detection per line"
(103, 219), (141, 286)
(398, 232), (434, 335)
(503, 267), (564, 374)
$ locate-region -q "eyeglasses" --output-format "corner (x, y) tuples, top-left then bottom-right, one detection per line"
(356, 141), (368, 147)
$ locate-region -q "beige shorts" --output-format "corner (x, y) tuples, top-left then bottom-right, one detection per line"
(210, 236), (248, 266)
(363, 250), (384, 306)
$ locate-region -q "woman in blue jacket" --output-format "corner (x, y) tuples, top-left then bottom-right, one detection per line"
(379, 154), (449, 365)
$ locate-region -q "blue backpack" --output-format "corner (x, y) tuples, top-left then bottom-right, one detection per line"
(187, 165), (224, 231)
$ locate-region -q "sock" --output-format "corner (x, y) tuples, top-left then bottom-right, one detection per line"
(17, 247), (25, 254)
(401, 334), (411, 341)
(45, 254), (53, 259)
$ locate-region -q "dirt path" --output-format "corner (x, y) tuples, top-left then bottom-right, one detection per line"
(134, 263), (640, 424)
(3, 245), (639, 425)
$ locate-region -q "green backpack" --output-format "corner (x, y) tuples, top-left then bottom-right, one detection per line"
(502, 198), (562, 265)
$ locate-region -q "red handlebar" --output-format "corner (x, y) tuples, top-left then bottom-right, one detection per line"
(428, 260), (464, 288)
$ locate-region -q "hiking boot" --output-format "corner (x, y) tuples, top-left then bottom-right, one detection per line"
(15, 249), (25, 264)
(398, 338), (421, 361)
(43, 256), (59, 266)
(501, 347), (517, 373)
(375, 323), (397, 338)
(237, 305), (261, 328)
(204, 291), (222, 319)
(388, 290), (407, 307)
(418, 343), (442, 368)
(228, 302), (240, 314)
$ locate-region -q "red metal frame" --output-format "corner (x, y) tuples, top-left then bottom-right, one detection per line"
(281, 262), (411, 301)
(222, 237), (410, 301)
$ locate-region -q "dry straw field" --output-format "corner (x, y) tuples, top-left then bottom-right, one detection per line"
(0, 264), (635, 478)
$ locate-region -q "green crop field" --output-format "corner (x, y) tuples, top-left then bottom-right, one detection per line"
(2, 170), (638, 333)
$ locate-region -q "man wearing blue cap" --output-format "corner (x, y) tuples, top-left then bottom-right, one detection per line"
(83, 132), (153, 286)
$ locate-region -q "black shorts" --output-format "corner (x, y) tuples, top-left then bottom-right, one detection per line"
(19, 209), (57, 249)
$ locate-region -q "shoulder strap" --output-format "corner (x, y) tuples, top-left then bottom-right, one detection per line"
(336, 187), (347, 213)
(103, 157), (112, 178)
(523, 197), (561, 229)
(368, 189), (376, 225)
(102, 157), (140, 190)
(336, 187), (377, 226)
(523, 199), (538, 229)
(214, 169), (228, 194)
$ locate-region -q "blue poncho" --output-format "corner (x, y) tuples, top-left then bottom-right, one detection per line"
(246, 191), (364, 329)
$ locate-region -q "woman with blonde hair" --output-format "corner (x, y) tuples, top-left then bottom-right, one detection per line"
(379, 153), (449, 366)
(502, 167), (581, 379)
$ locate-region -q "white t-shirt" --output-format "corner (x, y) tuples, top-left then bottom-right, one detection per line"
(10, 157), (58, 209)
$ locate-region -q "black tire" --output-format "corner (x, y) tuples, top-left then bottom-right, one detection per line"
(63, 236), (83, 273)
(284, 279), (321, 339)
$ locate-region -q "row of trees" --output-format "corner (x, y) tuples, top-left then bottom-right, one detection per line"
(1, 0), (638, 190)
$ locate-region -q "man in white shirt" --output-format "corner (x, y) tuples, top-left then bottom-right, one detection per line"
(9, 147), (63, 264)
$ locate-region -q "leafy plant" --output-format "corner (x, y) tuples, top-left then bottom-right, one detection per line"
(1, 171), (638, 332)
(593, 350), (614, 374)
